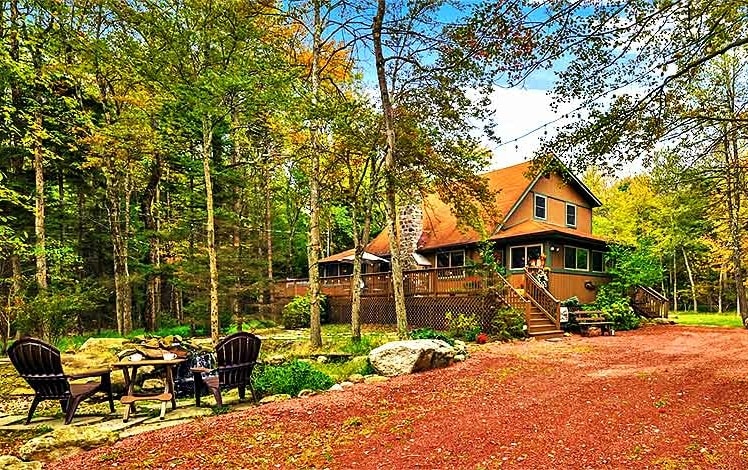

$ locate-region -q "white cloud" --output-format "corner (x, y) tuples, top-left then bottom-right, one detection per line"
(476, 87), (578, 169)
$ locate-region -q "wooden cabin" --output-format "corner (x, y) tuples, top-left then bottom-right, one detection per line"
(321, 160), (609, 303)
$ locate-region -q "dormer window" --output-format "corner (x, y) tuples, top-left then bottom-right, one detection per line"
(534, 194), (547, 220)
(566, 203), (577, 227)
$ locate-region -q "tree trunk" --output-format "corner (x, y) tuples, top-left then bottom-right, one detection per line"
(671, 254), (678, 312)
(33, 110), (47, 291)
(142, 154), (162, 331)
(718, 263), (724, 314)
(681, 247), (697, 313)
(265, 155), (274, 303)
(307, 0), (324, 348)
(373, 0), (408, 338)
(106, 188), (132, 335)
(722, 129), (747, 325)
(202, 117), (220, 343)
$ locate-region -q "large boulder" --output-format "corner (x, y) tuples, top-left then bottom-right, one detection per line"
(0, 455), (42, 470)
(368, 339), (455, 377)
(18, 427), (118, 463)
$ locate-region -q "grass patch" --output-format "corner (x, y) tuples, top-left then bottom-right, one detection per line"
(673, 311), (743, 328)
(311, 356), (374, 382)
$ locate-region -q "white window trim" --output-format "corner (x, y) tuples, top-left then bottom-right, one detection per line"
(534, 194), (547, 220)
(564, 246), (590, 271)
(566, 203), (577, 228)
(591, 250), (605, 272)
(510, 244), (543, 270)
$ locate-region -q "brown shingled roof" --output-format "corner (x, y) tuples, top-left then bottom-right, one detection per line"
(366, 161), (537, 255)
(334, 160), (604, 260)
(492, 219), (608, 244)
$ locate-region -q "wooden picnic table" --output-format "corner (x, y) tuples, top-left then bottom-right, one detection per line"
(111, 357), (186, 422)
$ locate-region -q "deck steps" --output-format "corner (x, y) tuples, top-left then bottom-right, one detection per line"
(526, 305), (562, 338)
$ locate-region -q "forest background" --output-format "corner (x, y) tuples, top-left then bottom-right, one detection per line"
(1, 0), (747, 348)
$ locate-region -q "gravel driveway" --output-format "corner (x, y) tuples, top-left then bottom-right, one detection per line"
(50, 325), (748, 469)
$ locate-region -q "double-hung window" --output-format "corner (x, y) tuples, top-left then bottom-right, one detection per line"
(534, 194), (547, 220)
(566, 203), (577, 227)
(510, 245), (543, 270)
(436, 250), (466, 278)
(564, 246), (589, 271)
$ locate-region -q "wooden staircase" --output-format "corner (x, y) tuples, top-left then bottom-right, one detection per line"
(527, 304), (563, 339)
(492, 268), (564, 340)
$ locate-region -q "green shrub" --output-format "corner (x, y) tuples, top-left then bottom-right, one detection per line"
(445, 312), (481, 341)
(595, 285), (640, 330)
(281, 295), (329, 329)
(253, 360), (335, 397)
(487, 307), (526, 341)
(561, 296), (581, 310)
(409, 327), (455, 345)
(19, 283), (107, 343)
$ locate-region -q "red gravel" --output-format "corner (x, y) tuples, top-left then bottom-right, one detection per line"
(50, 326), (748, 469)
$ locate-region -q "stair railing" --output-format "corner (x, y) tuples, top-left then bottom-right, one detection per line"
(523, 268), (561, 330)
(632, 285), (669, 318)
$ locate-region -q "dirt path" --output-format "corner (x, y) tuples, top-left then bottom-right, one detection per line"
(50, 326), (748, 469)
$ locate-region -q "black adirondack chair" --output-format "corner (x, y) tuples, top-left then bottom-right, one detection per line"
(8, 337), (115, 425)
(192, 332), (261, 407)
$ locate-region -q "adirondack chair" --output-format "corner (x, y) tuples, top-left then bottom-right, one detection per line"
(192, 332), (261, 407)
(8, 337), (115, 425)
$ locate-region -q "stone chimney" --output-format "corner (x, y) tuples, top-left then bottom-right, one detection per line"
(398, 202), (423, 270)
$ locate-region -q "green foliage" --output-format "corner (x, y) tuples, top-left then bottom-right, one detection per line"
(444, 312), (481, 341)
(561, 296), (581, 310)
(341, 334), (389, 355)
(605, 242), (663, 293)
(224, 319), (278, 334)
(253, 360), (334, 397)
(311, 356), (373, 382)
(595, 287), (640, 331)
(282, 294), (328, 329)
(409, 327), (455, 346)
(18, 283), (108, 343)
(486, 307), (525, 341)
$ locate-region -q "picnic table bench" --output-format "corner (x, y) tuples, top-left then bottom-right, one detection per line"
(569, 311), (615, 336)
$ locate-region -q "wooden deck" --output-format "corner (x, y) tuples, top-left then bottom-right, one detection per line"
(274, 266), (563, 338)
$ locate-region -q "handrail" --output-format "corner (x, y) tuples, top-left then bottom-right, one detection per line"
(632, 285), (670, 318)
(638, 285), (668, 302)
(490, 270), (530, 311)
(523, 268), (561, 329)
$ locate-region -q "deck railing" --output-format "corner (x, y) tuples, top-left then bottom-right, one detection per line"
(632, 285), (670, 318)
(276, 266), (500, 300)
(524, 267), (561, 329)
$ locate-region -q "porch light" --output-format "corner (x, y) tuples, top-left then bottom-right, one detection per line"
(550, 245), (560, 253)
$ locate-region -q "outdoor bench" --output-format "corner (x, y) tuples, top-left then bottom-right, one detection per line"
(570, 311), (615, 336)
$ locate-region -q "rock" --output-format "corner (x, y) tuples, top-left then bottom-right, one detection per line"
(258, 394), (291, 404)
(368, 339), (455, 377)
(328, 384), (344, 392)
(297, 389), (316, 398)
(347, 373), (364, 383)
(141, 378), (165, 389)
(339, 381), (354, 389)
(316, 356), (328, 363)
(454, 354), (466, 362)
(0, 455), (43, 470)
(363, 375), (389, 384)
(545, 337), (563, 343)
(453, 340), (468, 357)
(267, 355), (285, 365)
(586, 327), (602, 337)
(19, 426), (118, 463)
